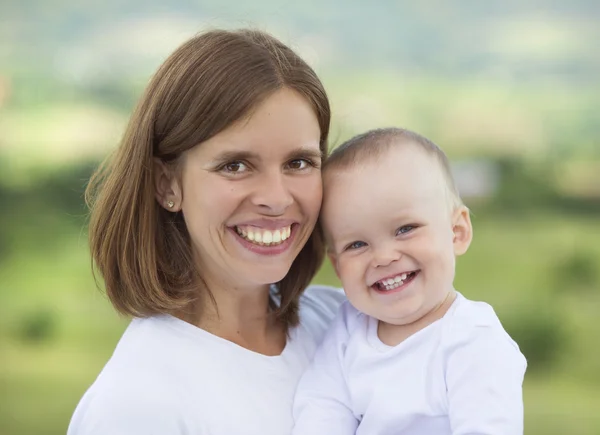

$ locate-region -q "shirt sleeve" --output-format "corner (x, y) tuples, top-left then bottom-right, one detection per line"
(67, 384), (193, 435)
(292, 302), (359, 435)
(445, 325), (527, 435)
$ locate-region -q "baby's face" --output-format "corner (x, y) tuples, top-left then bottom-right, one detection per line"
(322, 144), (471, 326)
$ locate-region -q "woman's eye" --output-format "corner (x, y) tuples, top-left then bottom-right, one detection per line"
(287, 159), (313, 170)
(222, 161), (248, 174)
(346, 241), (367, 251)
(396, 225), (415, 235)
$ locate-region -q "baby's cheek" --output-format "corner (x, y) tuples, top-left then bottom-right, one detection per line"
(338, 258), (359, 284)
(336, 259), (351, 280)
(415, 236), (448, 258)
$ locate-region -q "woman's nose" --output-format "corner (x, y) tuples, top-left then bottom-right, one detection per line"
(251, 171), (294, 214)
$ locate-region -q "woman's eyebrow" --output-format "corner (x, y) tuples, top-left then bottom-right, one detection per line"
(284, 147), (323, 161)
(212, 147), (323, 163)
(211, 150), (258, 163)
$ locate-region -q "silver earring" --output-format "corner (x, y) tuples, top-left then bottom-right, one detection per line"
(167, 200), (174, 208)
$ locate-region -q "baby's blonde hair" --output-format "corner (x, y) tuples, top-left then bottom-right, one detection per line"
(324, 127), (464, 212)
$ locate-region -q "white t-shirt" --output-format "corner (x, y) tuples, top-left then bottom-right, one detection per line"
(67, 285), (345, 435)
(293, 292), (527, 435)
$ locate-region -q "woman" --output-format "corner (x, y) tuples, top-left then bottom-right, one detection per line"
(68, 29), (345, 435)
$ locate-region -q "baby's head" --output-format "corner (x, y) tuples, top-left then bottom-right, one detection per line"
(322, 128), (472, 326)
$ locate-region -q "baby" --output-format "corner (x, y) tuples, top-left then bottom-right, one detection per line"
(293, 128), (527, 435)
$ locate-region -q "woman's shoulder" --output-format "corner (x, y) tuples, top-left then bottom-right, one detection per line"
(68, 360), (183, 434)
(68, 316), (196, 433)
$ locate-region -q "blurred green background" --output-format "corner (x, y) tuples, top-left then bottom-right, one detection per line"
(1, 1), (599, 434)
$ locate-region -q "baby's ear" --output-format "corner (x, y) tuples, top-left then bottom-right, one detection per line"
(327, 250), (341, 280)
(452, 206), (473, 256)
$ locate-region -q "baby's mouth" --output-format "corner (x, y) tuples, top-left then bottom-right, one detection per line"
(373, 270), (419, 291)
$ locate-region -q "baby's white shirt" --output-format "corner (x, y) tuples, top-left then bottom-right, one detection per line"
(293, 292), (527, 435)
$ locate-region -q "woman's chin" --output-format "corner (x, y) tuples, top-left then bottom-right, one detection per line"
(249, 265), (292, 287)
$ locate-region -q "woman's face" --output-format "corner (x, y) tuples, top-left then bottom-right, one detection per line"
(174, 88), (323, 291)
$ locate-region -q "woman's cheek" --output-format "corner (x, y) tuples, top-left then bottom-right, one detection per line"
(296, 174), (323, 215)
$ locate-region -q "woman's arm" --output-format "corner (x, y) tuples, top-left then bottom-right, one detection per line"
(292, 302), (359, 435)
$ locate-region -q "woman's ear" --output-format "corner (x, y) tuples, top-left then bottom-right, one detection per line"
(154, 158), (182, 212)
(452, 206), (473, 256)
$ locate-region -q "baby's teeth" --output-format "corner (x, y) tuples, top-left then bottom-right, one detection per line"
(394, 276), (402, 283)
(401, 273), (407, 280)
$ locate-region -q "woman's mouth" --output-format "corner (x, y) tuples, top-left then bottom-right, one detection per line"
(234, 224), (293, 247)
(373, 270), (419, 292)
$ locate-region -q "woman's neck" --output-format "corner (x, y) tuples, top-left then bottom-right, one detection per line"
(178, 280), (286, 356)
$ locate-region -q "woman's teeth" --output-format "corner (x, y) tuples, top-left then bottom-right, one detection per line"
(377, 272), (414, 291)
(235, 225), (292, 246)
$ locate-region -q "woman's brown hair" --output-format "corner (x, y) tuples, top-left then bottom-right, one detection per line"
(86, 29), (330, 329)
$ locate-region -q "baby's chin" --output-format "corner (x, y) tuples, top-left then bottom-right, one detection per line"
(376, 293), (455, 327)
(373, 312), (417, 326)
(366, 300), (430, 326)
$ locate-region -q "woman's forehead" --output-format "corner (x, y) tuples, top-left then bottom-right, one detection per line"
(186, 89), (321, 160)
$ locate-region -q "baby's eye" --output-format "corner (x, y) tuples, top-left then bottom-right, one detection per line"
(345, 241), (367, 251)
(221, 161), (249, 174)
(396, 225), (416, 235)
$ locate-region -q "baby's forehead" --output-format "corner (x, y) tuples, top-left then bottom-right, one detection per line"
(322, 145), (453, 217)
(324, 143), (444, 186)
